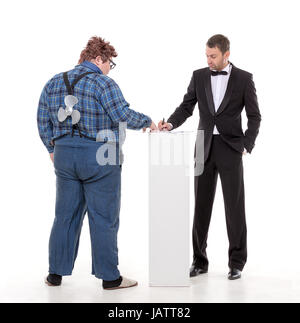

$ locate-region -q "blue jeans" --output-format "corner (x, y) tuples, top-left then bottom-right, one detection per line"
(49, 135), (121, 281)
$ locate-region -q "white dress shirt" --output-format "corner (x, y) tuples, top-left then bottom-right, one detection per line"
(211, 63), (232, 134)
(169, 62), (246, 153)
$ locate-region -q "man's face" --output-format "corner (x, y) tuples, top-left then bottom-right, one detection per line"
(206, 46), (230, 71)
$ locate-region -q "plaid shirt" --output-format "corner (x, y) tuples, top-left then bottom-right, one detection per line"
(37, 61), (152, 153)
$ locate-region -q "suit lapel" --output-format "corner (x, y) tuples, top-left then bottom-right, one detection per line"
(215, 63), (236, 115)
(204, 68), (215, 116)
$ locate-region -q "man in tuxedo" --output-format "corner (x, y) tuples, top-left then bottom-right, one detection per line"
(158, 34), (261, 280)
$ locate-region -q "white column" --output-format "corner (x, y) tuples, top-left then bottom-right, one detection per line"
(148, 132), (192, 287)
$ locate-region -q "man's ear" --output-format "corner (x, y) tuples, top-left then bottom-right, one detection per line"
(95, 56), (104, 64)
(224, 51), (230, 61)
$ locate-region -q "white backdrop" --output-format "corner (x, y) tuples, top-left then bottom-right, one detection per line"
(1, 0), (300, 302)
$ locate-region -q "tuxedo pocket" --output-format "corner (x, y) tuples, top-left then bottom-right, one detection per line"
(231, 125), (244, 137)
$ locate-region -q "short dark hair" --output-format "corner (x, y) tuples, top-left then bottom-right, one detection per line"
(206, 34), (230, 54)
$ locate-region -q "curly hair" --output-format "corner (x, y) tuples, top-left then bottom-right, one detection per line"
(78, 36), (118, 64)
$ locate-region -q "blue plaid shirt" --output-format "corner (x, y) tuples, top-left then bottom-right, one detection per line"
(37, 61), (152, 153)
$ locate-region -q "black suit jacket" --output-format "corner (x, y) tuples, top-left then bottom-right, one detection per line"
(167, 63), (261, 162)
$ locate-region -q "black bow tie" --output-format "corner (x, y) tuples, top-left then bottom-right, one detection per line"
(211, 70), (228, 76)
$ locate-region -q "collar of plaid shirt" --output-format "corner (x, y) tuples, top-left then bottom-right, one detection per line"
(78, 60), (103, 74)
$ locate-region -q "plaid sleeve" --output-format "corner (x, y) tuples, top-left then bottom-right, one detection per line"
(100, 78), (152, 130)
(37, 82), (54, 153)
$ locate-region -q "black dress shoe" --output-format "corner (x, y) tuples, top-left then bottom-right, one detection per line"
(228, 268), (242, 280)
(46, 274), (62, 286)
(190, 265), (208, 277)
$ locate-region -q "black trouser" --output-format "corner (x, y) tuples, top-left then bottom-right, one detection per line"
(192, 135), (247, 271)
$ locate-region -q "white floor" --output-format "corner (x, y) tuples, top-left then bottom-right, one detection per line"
(1, 261), (299, 303)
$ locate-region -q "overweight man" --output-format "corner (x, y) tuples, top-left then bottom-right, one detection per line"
(37, 36), (157, 290)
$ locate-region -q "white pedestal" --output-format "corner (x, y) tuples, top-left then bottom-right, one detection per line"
(149, 132), (191, 287)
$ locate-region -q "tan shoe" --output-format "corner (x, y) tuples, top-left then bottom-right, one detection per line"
(103, 276), (138, 290)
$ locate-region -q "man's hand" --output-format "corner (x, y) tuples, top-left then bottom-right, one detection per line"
(50, 153), (54, 163)
(158, 120), (173, 131)
(143, 121), (158, 132)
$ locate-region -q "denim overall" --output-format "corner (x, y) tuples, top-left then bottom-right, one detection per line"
(49, 72), (122, 281)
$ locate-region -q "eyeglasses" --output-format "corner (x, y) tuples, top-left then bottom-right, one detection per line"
(109, 58), (116, 70)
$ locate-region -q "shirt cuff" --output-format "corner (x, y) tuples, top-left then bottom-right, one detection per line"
(47, 147), (54, 154)
(144, 118), (152, 128)
(46, 140), (54, 153)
